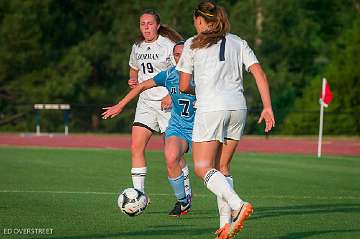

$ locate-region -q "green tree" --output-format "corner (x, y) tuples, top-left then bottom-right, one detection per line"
(282, 18), (360, 135)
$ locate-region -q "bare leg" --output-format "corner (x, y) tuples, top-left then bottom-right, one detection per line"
(130, 126), (152, 192)
(218, 139), (239, 176)
(164, 136), (188, 178)
(192, 140), (243, 210)
(192, 141), (220, 178)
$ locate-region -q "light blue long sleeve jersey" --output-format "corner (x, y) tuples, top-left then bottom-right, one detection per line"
(153, 66), (196, 151)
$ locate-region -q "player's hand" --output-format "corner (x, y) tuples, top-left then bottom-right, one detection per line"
(161, 95), (172, 111)
(101, 103), (124, 119)
(257, 107), (275, 133)
(128, 78), (138, 89)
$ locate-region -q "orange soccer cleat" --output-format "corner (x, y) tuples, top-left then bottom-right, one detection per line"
(227, 202), (253, 238)
(214, 223), (230, 239)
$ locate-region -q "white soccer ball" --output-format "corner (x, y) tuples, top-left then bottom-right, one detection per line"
(117, 188), (148, 216)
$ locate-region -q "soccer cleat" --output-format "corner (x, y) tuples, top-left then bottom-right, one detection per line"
(168, 201), (191, 217)
(214, 223), (230, 239)
(214, 223), (243, 239)
(227, 202), (253, 238)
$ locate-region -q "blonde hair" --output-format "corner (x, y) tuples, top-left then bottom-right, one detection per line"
(136, 9), (183, 45)
(191, 1), (230, 49)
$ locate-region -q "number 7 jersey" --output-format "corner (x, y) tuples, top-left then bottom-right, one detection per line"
(153, 66), (196, 131)
(129, 35), (175, 101)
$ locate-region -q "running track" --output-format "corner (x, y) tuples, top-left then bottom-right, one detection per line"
(0, 133), (359, 156)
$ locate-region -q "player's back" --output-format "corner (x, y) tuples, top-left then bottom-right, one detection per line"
(178, 33), (258, 112)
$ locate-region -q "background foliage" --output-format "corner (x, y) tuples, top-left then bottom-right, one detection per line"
(0, 0), (359, 135)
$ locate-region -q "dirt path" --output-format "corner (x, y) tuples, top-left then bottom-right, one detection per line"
(0, 133), (359, 157)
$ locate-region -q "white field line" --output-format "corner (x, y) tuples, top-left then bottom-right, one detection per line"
(0, 190), (358, 200)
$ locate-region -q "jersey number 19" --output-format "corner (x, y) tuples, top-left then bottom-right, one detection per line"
(141, 62), (154, 74)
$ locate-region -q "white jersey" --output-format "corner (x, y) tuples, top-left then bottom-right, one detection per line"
(129, 35), (175, 101)
(176, 33), (259, 112)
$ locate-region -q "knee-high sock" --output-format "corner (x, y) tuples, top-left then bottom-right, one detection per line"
(204, 169), (243, 211)
(217, 175), (234, 227)
(182, 165), (192, 197)
(131, 167), (147, 193)
(168, 173), (187, 204)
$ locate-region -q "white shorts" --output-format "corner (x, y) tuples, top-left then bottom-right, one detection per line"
(133, 97), (171, 133)
(192, 110), (247, 143)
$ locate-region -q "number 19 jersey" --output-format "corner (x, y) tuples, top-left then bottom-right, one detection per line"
(129, 35), (175, 101)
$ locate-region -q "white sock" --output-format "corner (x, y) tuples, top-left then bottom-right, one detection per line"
(217, 175), (234, 227)
(182, 165), (192, 197)
(131, 167), (147, 193)
(204, 169), (243, 211)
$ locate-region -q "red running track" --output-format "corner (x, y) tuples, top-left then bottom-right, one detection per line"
(0, 133), (359, 157)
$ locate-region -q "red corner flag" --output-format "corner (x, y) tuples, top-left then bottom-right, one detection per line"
(318, 78), (333, 158)
(320, 78), (333, 107)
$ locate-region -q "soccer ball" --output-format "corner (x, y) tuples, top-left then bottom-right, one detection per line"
(117, 188), (148, 216)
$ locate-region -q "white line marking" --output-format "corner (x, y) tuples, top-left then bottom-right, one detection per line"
(0, 190), (116, 195)
(0, 190), (358, 200)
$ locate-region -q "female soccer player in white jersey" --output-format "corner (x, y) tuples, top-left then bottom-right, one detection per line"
(177, 1), (275, 238)
(102, 42), (194, 217)
(116, 9), (192, 203)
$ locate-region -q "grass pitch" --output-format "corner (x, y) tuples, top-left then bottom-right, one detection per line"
(0, 147), (359, 239)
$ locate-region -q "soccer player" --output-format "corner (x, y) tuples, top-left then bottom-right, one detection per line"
(177, 1), (275, 238)
(120, 9), (193, 200)
(102, 41), (194, 217)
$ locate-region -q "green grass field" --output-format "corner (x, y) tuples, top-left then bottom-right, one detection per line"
(0, 147), (359, 239)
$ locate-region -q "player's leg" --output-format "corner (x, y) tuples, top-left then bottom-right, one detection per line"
(165, 136), (188, 178)
(130, 125), (152, 193)
(192, 113), (242, 210)
(130, 99), (160, 193)
(222, 110), (252, 239)
(179, 126), (194, 203)
(193, 111), (251, 239)
(215, 139), (238, 228)
(193, 139), (243, 208)
(179, 157), (192, 203)
(217, 139), (238, 175)
(165, 136), (191, 216)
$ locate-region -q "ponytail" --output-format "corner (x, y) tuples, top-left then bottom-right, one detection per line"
(158, 25), (183, 43)
(191, 1), (230, 49)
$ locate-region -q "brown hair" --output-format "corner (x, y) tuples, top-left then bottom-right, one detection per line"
(135, 9), (183, 45)
(191, 1), (230, 49)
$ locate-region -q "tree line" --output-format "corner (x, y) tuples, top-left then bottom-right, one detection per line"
(0, 0), (359, 135)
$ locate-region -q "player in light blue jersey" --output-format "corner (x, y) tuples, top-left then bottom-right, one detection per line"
(102, 41), (195, 217)
(153, 58), (196, 153)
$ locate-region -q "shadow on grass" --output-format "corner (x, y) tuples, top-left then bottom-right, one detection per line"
(268, 229), (360, 239)
(49, 225), (213, 239)
(48, 204), (360, 239)
(252, 203), (360, 220)
(165, 203), (360, 221)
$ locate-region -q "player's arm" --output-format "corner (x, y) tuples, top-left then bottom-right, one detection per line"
(128, 67), (139, 89)
(161, 94), (172, 111)
(249, 63), (275, 132)
(102, 80), (156, 119)
(179, 72), (195, 95)
(177, 40), (195, 95)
